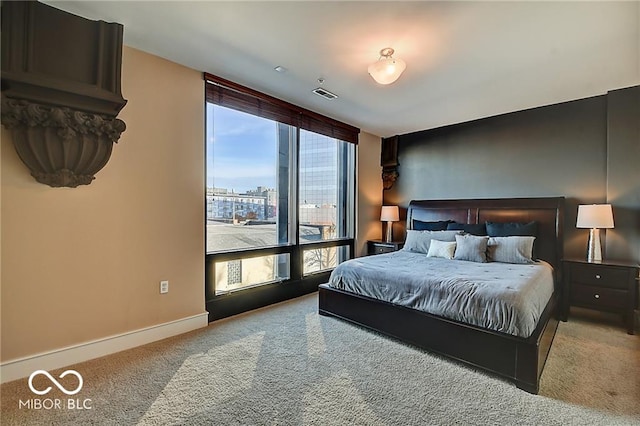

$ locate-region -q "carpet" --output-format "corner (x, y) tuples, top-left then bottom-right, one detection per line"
(1, 293), (639, 425)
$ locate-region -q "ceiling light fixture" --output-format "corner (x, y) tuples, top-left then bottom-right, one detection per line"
(368, 47), (406, 85)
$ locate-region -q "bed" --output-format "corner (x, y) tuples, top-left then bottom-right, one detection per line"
(318, 197), (564, 394)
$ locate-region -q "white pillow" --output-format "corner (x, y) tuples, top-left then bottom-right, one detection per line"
(403, 230), (462, 254)
(487, 236), (536, 263)
(427, 239), (457, 259)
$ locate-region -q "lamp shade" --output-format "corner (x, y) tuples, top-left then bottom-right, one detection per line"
(368, 48), (406, 85)
(380, 205), (399, 222)
(576, 204), (614, 229)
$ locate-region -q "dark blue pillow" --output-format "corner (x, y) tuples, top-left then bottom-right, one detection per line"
(447, 222), (487, 236)
(413, 219), (451, 231)
(486, 221), (538, 237)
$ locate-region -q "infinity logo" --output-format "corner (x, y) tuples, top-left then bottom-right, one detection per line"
(28, 370), (84, 396)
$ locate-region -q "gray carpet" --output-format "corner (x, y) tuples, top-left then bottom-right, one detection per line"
(1, 293), (639, 425)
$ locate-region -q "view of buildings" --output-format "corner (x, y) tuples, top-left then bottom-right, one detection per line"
(206, 186), (276, 223)
(206, 129), (339, 227)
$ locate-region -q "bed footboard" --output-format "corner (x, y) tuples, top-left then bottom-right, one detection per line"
(318, 284), (559, 394)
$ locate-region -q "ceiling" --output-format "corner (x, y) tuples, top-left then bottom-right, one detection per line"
(45, 1), (639, 138)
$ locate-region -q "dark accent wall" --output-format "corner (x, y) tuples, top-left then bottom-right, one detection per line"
(606, 86), (640, 262)
(385, 86), (639, 263)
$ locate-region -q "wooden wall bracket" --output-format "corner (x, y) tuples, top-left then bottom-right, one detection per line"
(381, 135), (399, 190)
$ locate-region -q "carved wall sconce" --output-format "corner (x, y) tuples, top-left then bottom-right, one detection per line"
(1, 1), (127, 188)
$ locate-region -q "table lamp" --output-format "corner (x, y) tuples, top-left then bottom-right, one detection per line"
(380, 206), (400, 243)
(576, 204), (614, 263)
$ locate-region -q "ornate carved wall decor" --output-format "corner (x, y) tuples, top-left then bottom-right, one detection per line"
(1, 99), (126, 187)
(382, 168), (399, 190)
(381, 135), (399, 190)
(1, 1), (127, 187)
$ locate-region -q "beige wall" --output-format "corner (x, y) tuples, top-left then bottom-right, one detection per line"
(356, 132), (383, 257)
(0, 46), (205, 362)
(0, 45), (382, 363)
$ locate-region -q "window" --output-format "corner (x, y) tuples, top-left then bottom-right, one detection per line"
(215, 254), (290, 293)
(205, 73), (358, 301)
(299, 130), (354, 243)
(206, 104), (294, 253)
(303, 245), (351, 275)
(299, 130), (354, 276)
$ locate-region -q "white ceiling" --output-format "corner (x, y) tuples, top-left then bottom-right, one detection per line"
(46, 1), (639, 138)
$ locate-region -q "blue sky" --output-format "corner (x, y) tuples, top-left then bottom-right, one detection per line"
(206, 104), (277, 192)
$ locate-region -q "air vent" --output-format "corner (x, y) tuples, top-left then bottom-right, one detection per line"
(312, 87), (338, 100)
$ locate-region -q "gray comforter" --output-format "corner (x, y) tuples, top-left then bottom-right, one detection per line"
(327, 251), (554, 338)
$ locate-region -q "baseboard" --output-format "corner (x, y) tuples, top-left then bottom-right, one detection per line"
(0, 312), (209, 384)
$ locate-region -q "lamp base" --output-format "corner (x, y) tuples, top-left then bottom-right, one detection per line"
(586, 228), (603, 263)
(385, 221), (393, 243)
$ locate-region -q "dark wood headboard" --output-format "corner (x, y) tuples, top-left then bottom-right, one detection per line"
(407, 197), (565, 277)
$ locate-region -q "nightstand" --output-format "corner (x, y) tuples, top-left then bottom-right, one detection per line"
(562, 259), (639, 334)
(367, 240), (404, 256)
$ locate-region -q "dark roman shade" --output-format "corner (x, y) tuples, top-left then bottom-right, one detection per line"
(204, 73), (359, 144)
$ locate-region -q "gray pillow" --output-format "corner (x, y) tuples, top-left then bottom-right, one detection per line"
(487, 236), (536, 264)
(454, 234), (489, 262)
(403, 230), (462, 254)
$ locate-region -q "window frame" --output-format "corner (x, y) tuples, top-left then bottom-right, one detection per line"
(204, 73), (358, 317)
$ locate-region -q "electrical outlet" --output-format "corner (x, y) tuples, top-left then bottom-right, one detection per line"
(160, 280), (169, 294)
